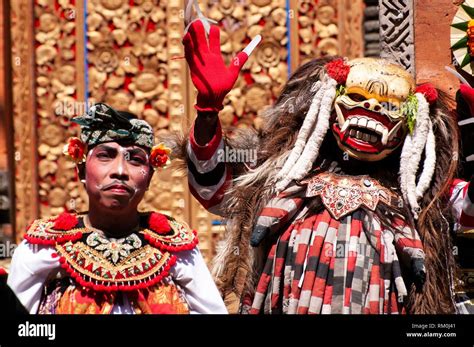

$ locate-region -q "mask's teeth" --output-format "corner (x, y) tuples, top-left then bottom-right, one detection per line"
(341, 119), (350, 133)
(367, 120), (377, 132)
(381, 127), (389, 146)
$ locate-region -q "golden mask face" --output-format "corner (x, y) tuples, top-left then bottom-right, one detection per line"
(331, 58), (416, 162)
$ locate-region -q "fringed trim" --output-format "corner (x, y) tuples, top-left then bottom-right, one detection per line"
(143, 229), (199, 252)
(24, 213), (83, 246)
(141, 216), (198, 252)
(25, 231), (83, 246)
(57, 249), (177, 292)
(276, 76), (337, 193)
(415, 118), (436, 199)
(399, 93), (431, 219)
(276, 81), (324, 180)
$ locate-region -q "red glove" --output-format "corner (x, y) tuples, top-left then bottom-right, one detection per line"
(183, 20), (248, 112)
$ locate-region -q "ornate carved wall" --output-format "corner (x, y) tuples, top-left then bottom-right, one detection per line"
(85, 0), (189, 218)
(8, 0), (366, 263)
(379, 0), (415, 74)
(34, 0), (85, 221)
(295, 0), (363, 69)
(11, 0), (38, 242)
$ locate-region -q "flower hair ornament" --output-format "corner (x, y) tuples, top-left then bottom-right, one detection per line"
(150, 143), (172, 170)
(63, 137), (87, 164)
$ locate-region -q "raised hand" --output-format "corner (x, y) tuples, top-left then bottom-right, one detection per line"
(183, 20), (257, 112)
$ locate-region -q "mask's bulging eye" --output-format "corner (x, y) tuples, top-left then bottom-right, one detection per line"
(347, 93), (366, 102)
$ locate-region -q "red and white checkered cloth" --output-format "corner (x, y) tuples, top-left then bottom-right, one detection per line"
(249, 184), (423, 314)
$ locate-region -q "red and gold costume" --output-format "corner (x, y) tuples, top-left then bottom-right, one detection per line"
(8, 211), (226, 314)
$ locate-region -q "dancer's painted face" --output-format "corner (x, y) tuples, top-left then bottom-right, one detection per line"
(331, 58), (415, 161)
(84, 142), (152, 212)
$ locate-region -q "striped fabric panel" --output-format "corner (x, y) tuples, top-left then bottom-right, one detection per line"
(290, 215), (317, 298)
(189, 120), (223, 160)
(250, 202), (413, 314)
(321, 249), (335, 314)
(283, 223), (300, 313)
(381, 229), (394, 314)
(331, 215), (351, 313)
(250, 221), (296, 314)
(449, 179), (474, 230)
(255, 195), (304, 237)
(343, 212), (363, 312)
(270, 224), (295, 311)
(349, 212), (368, 314)
(357, 230), (374, 314)
(367, 226), (382, 314)
(187, 139), (225, 174)
(391, 217), (424, 266)
(187, 119), (233, 215)
(309, 217), (339, 314)
(380, 218), (409, 300)
(250, 241), (277, 314)
(295, 211), (332, 314)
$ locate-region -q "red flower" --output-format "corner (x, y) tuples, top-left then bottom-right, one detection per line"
(415, 83), (438, 105)
(63, 137), (86, 163)
(149, 212), (171, 235)
(53, 212), (78, 231)
(325, 58), (350, 85)
(150, 143), (171, 169)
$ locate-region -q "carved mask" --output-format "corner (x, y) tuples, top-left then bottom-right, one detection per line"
(331, 58), (415, 161)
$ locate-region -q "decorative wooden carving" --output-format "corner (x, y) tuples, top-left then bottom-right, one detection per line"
(338, 0), (364, 59)
(11, 0), (38, 240)
(379, 0), (415, 74)
(34, 0), (85, 224)
(297, 0), (340, 66)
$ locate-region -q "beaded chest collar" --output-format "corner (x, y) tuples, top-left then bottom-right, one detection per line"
(25, 212), (198, 292)
(304, 171), (396, 219)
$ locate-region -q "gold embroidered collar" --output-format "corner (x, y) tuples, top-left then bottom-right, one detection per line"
(303, 171), (397, 220)
(25, 212), (198, 291)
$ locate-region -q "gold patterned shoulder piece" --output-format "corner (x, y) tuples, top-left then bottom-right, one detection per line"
(141, 212), (198, 252)
(55, 237), (176, 292)
(24, 212), (87, 246)
(304, 171), (398, 220)
(28, 211), (197, 292)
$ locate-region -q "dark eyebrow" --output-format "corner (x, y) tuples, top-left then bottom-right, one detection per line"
(94, 145), (148, 156)
(127, 148), (148, 156)
(94, 145), (117, 152)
